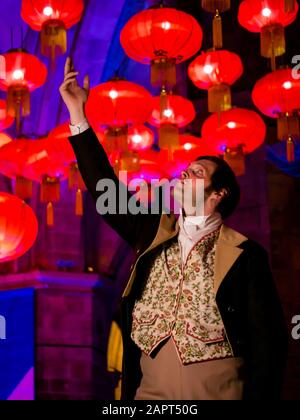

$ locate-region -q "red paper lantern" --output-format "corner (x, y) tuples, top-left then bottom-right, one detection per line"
(87, 80), (153, 128)
(23, 138), (69, 226)
(49, 122), (89, 216)
(252, 68), (300, 117)
(188, 50), (243, 113)
(252, 68), (300, 161)
(0, 139), (35, 199)
(0, 99), (14, 131)
(149, 95), (196, 128)
(0, 50), (47, 129)
(0, 192), (38, 263)
(238, 0), (298, 69)
(86, 80), (153, 156)
(148, 94), (196, 156)
(120, 6), (202, 88)
(201, 107), (266, 175)
(128, 125), (154, 151)
(21, 0), (84, 64)
(48, 122), (76, 162)
(154, 134), (216, 177)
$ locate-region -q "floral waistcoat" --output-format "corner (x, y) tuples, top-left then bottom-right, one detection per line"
(131, 228), (233, 364)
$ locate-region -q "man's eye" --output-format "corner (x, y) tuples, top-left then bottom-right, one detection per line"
(194, 170), (203, 175)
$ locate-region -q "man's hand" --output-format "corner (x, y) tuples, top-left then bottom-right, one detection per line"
(59, 57), (90, 125)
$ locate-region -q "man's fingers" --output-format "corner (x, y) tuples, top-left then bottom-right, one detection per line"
(83, 74), (90, 91)
(64, 71), (79, 81)
(60, 77), (77, 91)
(64, 57), (71, 77)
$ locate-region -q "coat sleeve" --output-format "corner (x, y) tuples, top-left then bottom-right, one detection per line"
(243, 244), (289, 400)
(68, 127), (162, 248)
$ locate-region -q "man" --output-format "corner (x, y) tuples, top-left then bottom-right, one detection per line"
(60, 57), (288, 400)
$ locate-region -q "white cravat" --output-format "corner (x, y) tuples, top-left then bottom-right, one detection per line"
(178, 209), (222, 265)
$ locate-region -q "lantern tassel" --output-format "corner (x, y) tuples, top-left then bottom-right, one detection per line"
(41, 19), (67, 67)
(271, 50), (276, 72)
(168, 147), (174, 162)
(213, 10), (223, 49)
(47, 202), (54, 227)
(208, 84), (231, 113)
(75, 189), (83, 216)
(286, 137), (295, 162)
(260, 24), (285, 69)
(160, 86), (168, 119)
(158, 124), (179, 159)
(151, 58), (176, 88)
(7, 86), (30, 132)
(223, 146), (245, 176)
(284, 0), (295, 12)
(15, 176), (33, 200)
(120, 151), (140, 172)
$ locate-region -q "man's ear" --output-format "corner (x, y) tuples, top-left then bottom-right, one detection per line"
(212, 188), (228, 203)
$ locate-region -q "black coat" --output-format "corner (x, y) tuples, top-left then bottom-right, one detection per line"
(69, 128), (289, 401)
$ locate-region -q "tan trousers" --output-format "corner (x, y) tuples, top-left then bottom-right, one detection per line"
(134, 337), (245, 400)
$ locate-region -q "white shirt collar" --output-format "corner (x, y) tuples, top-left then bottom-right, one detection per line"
(178, 208), (222, 241)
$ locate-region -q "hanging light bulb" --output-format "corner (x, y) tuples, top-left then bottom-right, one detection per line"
(43, 6), (53, 17)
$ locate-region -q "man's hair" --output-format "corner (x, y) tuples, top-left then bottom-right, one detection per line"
(195, 155), (240, 219)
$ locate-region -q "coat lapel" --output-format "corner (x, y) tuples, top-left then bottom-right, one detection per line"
(122, 213), (178, 297)
(214, 225), (248, 294)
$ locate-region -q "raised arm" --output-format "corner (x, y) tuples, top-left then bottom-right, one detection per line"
(59, 58), (161, 248)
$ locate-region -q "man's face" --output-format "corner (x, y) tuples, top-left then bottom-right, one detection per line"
(183, 159), (217, 187)
(172, 159), (218, 215)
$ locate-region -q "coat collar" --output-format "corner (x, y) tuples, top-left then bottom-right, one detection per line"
(122, 213), (248, 298)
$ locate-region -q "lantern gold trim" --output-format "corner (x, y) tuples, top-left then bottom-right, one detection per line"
(159, 123), (179, 161)
(151, 58), (177, 88)
(201, 0), (230, 13)
(41, 19), (67, 67)
(208, 83), (232, 113)
(261, 24), (285, 71)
